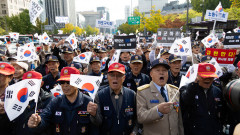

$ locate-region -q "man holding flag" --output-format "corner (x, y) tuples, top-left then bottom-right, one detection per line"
(87, 63), (139, 135)
(28, 67), (97, 135)
(180, 63), (225, 135)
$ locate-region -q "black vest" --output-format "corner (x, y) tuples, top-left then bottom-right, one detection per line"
(98, 87), (135, 135)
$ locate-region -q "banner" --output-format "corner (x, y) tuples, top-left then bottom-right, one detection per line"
(139, 36), (152, 43)
(96, 20), (114, 28)
(169, 37), (192, 56)
(70, 74), (103, 100)
(205, 10), (228, 22)
(205, 48), (237, 65)
(201, 33), (218, 48)
(65, 33), (78, 50)
(157, 28), (181, 44)
(113, 35), (136, 49)
(29, 0), (44, 26)
(55, 16), (69, 24)
(4, 79), (41, 121)
(50, 84), (63, 97)
(223, 33), (240, 48)
(73, 52), (92, 64)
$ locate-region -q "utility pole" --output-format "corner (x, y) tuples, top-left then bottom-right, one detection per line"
(186, 0), (189, 34)
(201, 0), (205, 21)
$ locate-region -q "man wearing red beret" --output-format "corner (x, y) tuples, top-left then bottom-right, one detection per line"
(28, 67), (97, 135)
(0, 63), (15, 134)
(88, 63), (138, 135)
(180, 63), (225, 135)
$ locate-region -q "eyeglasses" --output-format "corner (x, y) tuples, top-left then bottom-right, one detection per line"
(108, 73), (124, 78)
(193, 46), (200, 49)
(156, 49), (160, 51)
(59, 81), (70, 85)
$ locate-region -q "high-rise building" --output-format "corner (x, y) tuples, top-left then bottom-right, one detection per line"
(79, 11), (100, 28)
(97, 7), (110, 21)
(45, 0), (76, 27)
(138, 0), (168, 16)
(125, 6), (130, 21)
(39, 0), (46, 23)
(0, 0), (30, 17)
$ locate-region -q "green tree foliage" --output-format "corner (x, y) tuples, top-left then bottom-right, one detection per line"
(7, 9), (34, 34)
(224, 7), (240, 25)
(117, 22), (138, 34)
(34, 18), (48, 34)
(191, 0), (232, 13)
(230, 0), (240, 8)
(84, 25), (99, 36)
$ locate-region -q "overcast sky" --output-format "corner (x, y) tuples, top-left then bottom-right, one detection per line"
(75, 0), (186, 22)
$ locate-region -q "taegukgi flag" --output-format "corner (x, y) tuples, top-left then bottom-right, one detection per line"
(17, 46), (37, 62)
(73, 52), (92, 64)
(50, 84), (63, 97)
(70, 74), (103, 100)
(40, 32), (50, 44)
(201, 33), (218, 48)
(9, 32), (19, 40)
(209, 58), (223, 77)
(66, 33), (78, 50)
(169, 37), (192, 56)
(108, 50), (121, 67)
(185, 64), (199, 83)
(4, 79), (41, 121)
(215, 2), (223, 12)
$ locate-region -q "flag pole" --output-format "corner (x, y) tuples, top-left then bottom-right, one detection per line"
(34, 101), (38, 114)
(212, 19), (217, 34)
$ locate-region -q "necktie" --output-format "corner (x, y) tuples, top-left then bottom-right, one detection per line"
(160, 87), (168, 102)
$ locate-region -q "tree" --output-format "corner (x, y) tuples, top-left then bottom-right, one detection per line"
(230, 0), (240, 8)
(191, 0), (232, 13)
(159, 18), (186, 28)
(75, 26), (84, 36)
(224, 7), (240, 25)
(117, 23), (138, 34)
(34, 18), (48, 34)
(61, 23), (75, 34)
(84, 25), (99, 36)
(177, 9), (202, 23)
(0, 27), (6, 35)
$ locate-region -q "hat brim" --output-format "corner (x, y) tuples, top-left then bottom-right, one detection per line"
(57, 76), (70, 82)
(170, 58), (182, 63)
(131, 60), (143, 64)
(46, 60), (59, 63)
(151, 63), (170, 70)
(161, 52), (170, 56)
(198, 72), (218, 78)
(63, 51), (73, 54)
(0, 70), (14, 76)
(108, 69), (125, 74)
(90, 60), (101, 64)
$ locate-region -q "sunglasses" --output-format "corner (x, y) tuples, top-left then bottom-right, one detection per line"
(59, 81), (70, 85)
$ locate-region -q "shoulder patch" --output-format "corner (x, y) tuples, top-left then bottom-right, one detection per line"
(137, 84), (150, 91)
(168, 84), (179, 90)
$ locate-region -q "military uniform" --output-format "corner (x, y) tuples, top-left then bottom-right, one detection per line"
(42, 72), (60, 92)
(123, 72), (150, 92)
(167, 70), (184, 88)
(137, 82), (184, 135)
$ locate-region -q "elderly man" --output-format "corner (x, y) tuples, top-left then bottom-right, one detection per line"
(137, 58), (184, 135)
(28, 67), (97, 135)
(180, 63), (224, 135)
(88, 63), (138, 135)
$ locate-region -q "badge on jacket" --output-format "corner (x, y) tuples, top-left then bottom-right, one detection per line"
(128, 119), (132, 126)
(150, 99), (159, 103)
(104, 106), (109, 110)
(55, 111), (62, 116)
(173, 102), (179, 113)
(56, 124), (60, 132)
(81, 126), (86, 133)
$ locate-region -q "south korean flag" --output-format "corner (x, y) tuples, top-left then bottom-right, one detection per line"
(17, 46), (37, 62)
(66, 33), (78, 50)
(70, 74), (103, 100)
(4, 79), (41, 121)
(50, 84), (63, 97)
(73, 52), (92, 64)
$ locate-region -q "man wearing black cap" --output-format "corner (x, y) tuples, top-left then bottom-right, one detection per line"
(119, 51), (131, 73)
(41, 55), (60, 92)
(167, 54), (184, 87)
(53, 42), (83, 72)
(123, 55), (150, 92)
(137, 58), (184, 135)
(189, 42), (202, 64)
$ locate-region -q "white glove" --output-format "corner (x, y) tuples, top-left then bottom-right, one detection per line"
(227, 64), (235, 73)
(151, 40), (157, 50)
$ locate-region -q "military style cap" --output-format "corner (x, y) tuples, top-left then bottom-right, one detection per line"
(198, 63), (218, 78)
(201, 55), (212, 63)
(58, 67), (80, 81)
(46, 55), (59, 63)
(0, 63), (15, 75)
(90, 56), (101, 64)
(150, 58), (170, 70)
(62, 47), (73, 54)
(130, 55), (143, 64)
(169, 54), (182, 63)
(160, 49), (169, 56)
(22, 71), (42, 80)
(108, 63), (125, 74)
(99, 47), (107, 53)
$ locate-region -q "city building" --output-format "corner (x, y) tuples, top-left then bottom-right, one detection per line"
(76, 13), (85, 28)
(125, 5), (130, 21)
(39, 0), (46, 23)
(161, 1), (192, 15)
(0, 0), (30, 17)
(138, 0), (168, 16)
(78, 11), (100, 28)
(45, 0), (76, 28)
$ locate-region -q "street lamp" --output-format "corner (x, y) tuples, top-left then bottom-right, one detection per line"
(186, 0), (189, 34)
